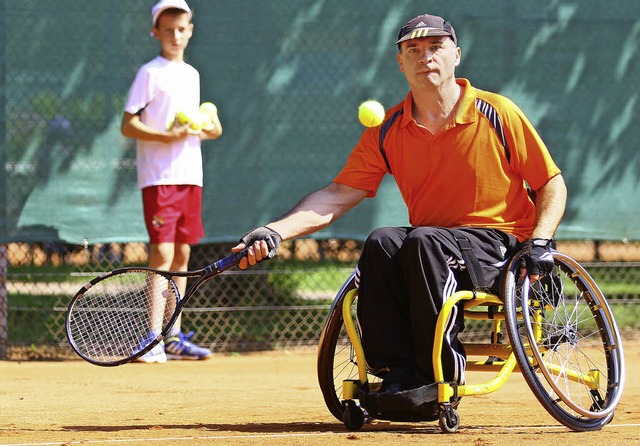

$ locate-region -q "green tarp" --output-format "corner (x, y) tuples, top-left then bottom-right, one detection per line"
(2, 1), (639, 244)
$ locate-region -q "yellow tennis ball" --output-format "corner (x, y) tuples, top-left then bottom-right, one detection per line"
(175, 111), (191, 125)
(358, 100), (385, 127)
(199, 102), (218, 117)
(173, 111), (203, 130)
(198, 102), (218, 129)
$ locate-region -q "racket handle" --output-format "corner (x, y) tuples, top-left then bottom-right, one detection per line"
(213, 235), (278, 272)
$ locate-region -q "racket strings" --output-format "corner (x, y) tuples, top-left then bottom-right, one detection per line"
(67, 271), (176, 363)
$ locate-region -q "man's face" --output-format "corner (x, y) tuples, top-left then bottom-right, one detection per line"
(397, 36), (461, 89)
(152, 11), (194, 59)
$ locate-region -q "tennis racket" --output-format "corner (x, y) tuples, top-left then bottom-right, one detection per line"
(66, 240), (276, 367)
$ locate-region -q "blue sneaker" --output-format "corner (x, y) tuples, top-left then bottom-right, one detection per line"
(165, 331), (212, 360)
(134, 339), (167, 364)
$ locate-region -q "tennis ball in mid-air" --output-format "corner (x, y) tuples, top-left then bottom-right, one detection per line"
(358, 100), (385, 127)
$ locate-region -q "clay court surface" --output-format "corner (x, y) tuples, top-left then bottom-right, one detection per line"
(1, 342), (639, 446)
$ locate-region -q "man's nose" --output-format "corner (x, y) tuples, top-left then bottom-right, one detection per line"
(419, 50), (434, 64)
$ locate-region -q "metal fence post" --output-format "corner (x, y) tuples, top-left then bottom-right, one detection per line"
(0, 1), (6, 360)
(0, 244), (7, 359)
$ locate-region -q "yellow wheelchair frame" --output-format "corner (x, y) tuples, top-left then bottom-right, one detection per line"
(317, 248), (625, 433)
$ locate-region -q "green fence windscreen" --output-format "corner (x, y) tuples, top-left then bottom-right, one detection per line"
(2, 1), (639, 244)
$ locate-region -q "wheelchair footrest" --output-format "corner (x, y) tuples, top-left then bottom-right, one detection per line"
(376, 383), (438, 412)
(359, 383), (440, 423)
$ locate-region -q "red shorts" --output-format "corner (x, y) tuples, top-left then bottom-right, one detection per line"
(142, 185), (204, 245)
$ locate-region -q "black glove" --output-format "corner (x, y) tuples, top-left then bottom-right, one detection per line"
(240, 226), (282, 258)
(523, 238), (555, 276)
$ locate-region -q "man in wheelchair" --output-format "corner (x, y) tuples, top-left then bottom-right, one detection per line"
(234, 13), (567, 416)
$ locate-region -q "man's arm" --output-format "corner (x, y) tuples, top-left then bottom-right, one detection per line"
(233, 182), (369, 268)
(530, 174), (567, 240)
(522, 173), (567, 280)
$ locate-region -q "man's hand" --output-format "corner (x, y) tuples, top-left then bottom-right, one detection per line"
(232, 226), (282, 269)
(520, 238), (555, 281)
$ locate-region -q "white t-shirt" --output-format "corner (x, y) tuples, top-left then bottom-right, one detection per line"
(124, 56), (203, 188)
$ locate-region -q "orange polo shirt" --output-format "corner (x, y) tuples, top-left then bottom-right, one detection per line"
(334, 78), (561, 241)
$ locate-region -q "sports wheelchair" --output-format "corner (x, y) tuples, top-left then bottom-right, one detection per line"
(317, 246), (625, 433)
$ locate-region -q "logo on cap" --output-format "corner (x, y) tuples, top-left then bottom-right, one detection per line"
(410, 28), (435, 39)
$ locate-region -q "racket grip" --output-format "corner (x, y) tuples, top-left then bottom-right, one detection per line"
(214, 235), (278, 272)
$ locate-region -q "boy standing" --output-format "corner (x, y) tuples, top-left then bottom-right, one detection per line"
(121, 0), (222, 362)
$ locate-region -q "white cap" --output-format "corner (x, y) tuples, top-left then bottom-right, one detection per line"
(151, 0), (192, 27)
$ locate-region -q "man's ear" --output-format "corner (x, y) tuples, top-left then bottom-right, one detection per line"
(397, 51), (405, 73)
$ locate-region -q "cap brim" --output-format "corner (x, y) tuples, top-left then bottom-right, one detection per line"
(396, 28), (452, 44)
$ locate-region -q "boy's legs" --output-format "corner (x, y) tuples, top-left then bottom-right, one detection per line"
(147, 242), (190, 338)
(140, 185), (210, 361)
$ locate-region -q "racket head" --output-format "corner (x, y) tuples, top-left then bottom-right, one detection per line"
(66, 268), (180, 366)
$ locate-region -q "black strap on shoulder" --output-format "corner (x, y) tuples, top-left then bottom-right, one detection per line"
(378, 109), (403, 174)
(450, 229), (487, 291)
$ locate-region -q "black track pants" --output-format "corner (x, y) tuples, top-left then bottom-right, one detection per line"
(356, 226), (518, 385)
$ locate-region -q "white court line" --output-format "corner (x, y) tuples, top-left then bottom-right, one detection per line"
(0, 432), (331, 446)
(3, 432), (331, 446)
(2, 424), (640, 446)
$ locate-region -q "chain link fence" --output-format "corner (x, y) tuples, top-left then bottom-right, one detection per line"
(2, 240), (639, 360)
(3, 240), (357, 359)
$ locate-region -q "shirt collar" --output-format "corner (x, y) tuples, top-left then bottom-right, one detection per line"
(400, 78), (477, 128)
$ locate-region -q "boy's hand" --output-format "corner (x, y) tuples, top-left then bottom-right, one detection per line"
(199, 122), (222, 140)
(163, 122), (191, 142)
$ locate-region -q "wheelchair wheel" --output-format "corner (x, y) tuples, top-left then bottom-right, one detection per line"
(317, 272), (381, 422)
(503, 249), (625, 431)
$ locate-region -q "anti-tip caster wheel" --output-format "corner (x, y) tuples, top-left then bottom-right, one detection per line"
(342, 400), (365, 431)
(438, 403), (460, 433)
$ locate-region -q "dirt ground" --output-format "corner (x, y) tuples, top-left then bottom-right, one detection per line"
(1, 342), (639, 446)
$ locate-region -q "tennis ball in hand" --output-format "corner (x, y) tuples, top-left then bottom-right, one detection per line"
(358, 100), (385, 127)
(176, 111), (191, 126)
(199, 102), (218, 129)
(199, 102), (218, 117)
(174, 111), (202, 131)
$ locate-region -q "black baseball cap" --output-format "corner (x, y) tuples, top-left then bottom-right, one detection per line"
(396, 14), (457, 47)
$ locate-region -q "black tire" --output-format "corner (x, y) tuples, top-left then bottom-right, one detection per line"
(503, 249), (625, 431)
(317, 273), (359, 422)
(438, 405), (460, 433)
(317, 272), (382, 423)
(343, 400), (365, 430)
